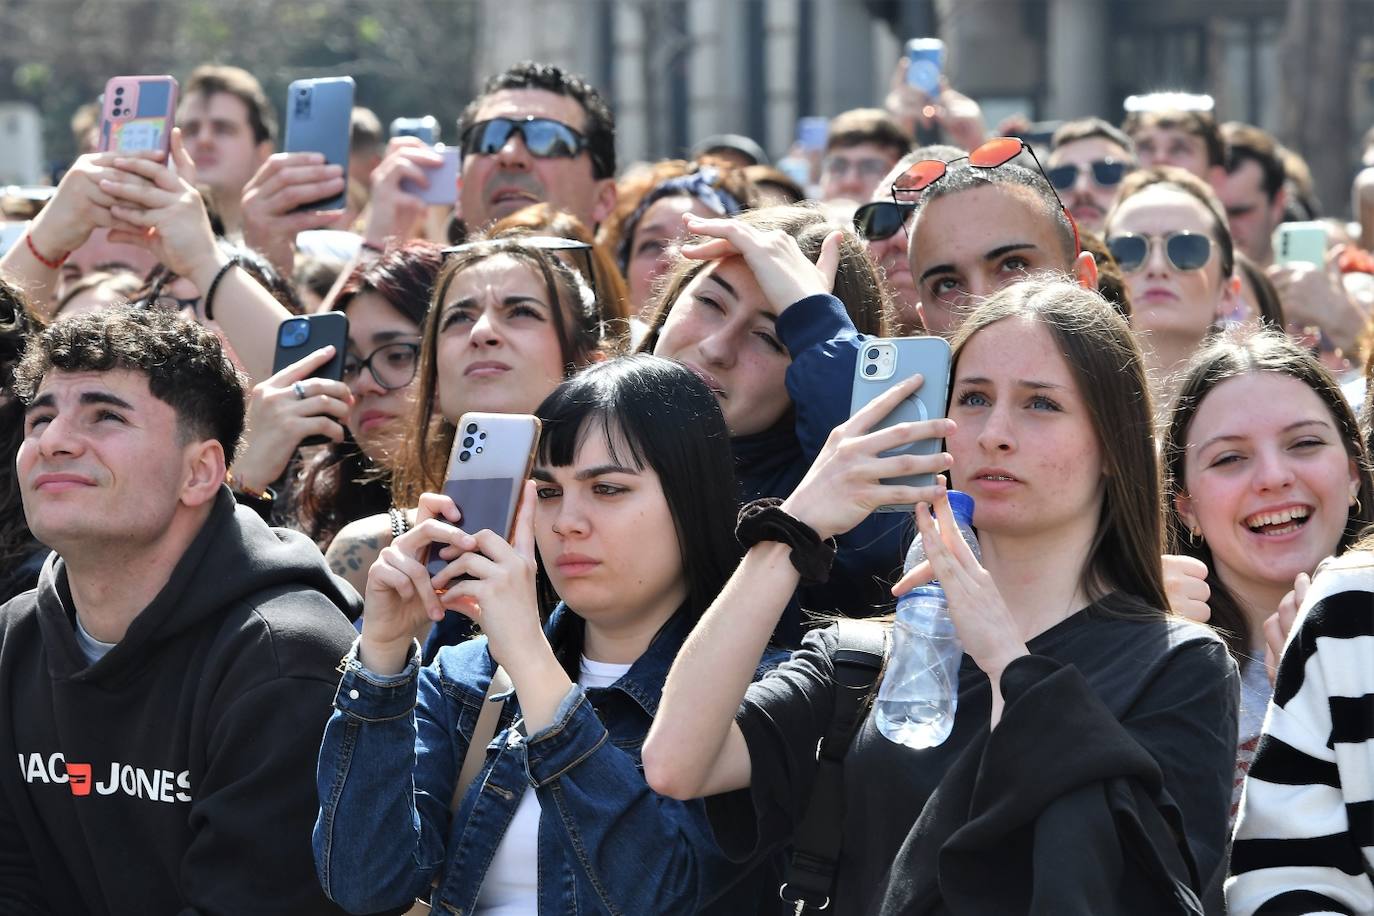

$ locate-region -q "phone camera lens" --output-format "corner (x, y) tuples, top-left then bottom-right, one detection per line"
(462, 436), (474, 448)
(475, 446), (484, 454)
(459, 450), (471, 462)
(465, 423), (478, 434)
(867, 348), (880, 360)
(478, 432), (486, 440)
(864, 364), (878, 376)
(114, 86), (124, 95)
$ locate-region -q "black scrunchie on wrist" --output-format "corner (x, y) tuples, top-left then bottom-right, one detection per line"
(735, 497), (837, 585)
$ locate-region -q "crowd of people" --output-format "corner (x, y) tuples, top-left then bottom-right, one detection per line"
(1, 52), (1374, 915)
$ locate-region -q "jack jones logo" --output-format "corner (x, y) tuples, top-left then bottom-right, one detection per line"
(18, 753), (191, 803)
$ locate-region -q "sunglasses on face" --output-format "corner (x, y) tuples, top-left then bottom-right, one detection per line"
(342, 341), (421, 391)
(1106, 231), (1214, 273)
(460, 117), (592, 165)
(853, 201), (916, 241)
(891, 136), (1081, 255)
(1045, 159), (1131, 190)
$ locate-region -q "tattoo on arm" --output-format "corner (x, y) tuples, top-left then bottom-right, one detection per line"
(328, 534), (381, 578)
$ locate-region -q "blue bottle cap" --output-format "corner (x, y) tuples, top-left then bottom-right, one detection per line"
(947, 490), (975, 527)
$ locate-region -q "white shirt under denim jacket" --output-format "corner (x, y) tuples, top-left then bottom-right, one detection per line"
(313, 604), (788, 915)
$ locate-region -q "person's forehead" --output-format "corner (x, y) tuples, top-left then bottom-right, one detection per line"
(178, 90), (252, 128)
(1048, 136), (1129, 166)
(36, 367), (155, 404)
(828, 142), (899, 163)
(1138, 125), (1203, 148)
(445, 254), (547, 300)
(912, 184), (1062, 261)
(473, 89), (587, 133)
(1109, 187), (1212, 232)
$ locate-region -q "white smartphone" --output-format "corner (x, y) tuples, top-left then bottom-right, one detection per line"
(848, 337), (952, 512)
(1273, 221), (1329, 267)
(426, 413), (541, 578)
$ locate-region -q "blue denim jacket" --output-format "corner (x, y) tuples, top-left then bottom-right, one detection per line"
(314, 606), (786, 915)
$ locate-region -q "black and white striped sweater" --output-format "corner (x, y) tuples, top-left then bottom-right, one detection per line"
(1226, 552), (1374, 916)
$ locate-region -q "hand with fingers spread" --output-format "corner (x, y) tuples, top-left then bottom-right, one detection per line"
(679, 213), (843, 314)
(893, 489), (1029, 683)
(362, 138), (444, 249)
(230, 345), (353, 494)
(780, 373), (952, 540)
(1264, 571), (1309, 685)
(24, 149), (166, 261)
(1163, 554), (1212, 622)
(100, 128), (221, 283)
(358, 490), (471, 673)
(240, 151), (347, 276)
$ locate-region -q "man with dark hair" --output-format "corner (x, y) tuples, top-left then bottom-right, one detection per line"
(1217, 121), (1287, 266)
(1122, 107), (1226, 185)
(904, 161), (1097, 335)
(0, 307), (359, 914)
(821, 108), (913, 203)
(177, 64), (277, 234)
(1048, 117), (1137, 234)
(456, 60), (617, 230)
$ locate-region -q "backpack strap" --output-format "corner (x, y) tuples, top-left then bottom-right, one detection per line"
(779, 619), (888, 914)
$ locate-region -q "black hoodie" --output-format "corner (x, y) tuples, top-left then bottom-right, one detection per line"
(0, 488), (362, 915)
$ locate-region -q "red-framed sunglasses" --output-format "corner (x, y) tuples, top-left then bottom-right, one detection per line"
(890, 136), (1081, 256)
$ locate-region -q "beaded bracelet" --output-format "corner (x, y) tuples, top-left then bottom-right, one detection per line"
(202, 256), (249, 323)
(735, 497), (837, 585)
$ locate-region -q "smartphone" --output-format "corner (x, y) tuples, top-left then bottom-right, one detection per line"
(273, 313), (349, 447)
(426, 413), (542, 579)
(1273, 221), (1329, 267)
(849, 337), (952, 512)
(98, 75), (179, 156)
(904, 38), (945, 96)
(390, 115), (439, 145)
(400, 145), (460, 206)
(283, 76), (355, 211)
(795, 116), (829, 153)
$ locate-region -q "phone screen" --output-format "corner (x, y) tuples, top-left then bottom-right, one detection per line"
(426, 477), (516, 577)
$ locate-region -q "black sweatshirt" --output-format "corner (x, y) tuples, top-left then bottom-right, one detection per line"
(0, 488), (362, 915)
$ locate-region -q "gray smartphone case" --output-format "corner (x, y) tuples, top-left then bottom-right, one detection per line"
(848, 336), (952, 512)
(283, 76), (355, 211)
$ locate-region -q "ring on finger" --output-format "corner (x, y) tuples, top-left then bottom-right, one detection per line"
(292, 382), (307, 401)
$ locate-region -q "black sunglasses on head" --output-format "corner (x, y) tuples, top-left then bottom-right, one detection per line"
(460, 117), (599, 169)
(1106, 231), (1214, 273)
(1046, 159), (1131, 191)
(853, 201), (916, 242)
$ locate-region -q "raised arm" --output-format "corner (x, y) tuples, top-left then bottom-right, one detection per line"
(645, 376), (951, 799)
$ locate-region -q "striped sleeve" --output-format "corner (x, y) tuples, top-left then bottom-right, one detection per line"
(1225, 584), (1374, 916)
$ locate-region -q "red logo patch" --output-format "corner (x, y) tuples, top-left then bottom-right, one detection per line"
(66, 762), (92, 796)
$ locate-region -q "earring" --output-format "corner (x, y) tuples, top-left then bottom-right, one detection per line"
(1187, 527), (1202, 547)
(1353, 495), (1363, 515)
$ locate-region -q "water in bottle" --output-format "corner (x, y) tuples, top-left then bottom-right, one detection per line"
(874, 491), (979, 749)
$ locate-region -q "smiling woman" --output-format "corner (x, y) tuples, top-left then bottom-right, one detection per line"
(1163, 327), (1374, 818)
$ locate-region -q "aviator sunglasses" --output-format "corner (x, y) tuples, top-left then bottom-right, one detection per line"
(891, 136), (1081, 254)
(1106, 231), (1214, 273)
(1045, 159), (1132, 190)
(460, 117), (610, 174)
(853, 201), (916, 242)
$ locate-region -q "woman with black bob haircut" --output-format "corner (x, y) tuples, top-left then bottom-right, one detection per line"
(315, 354), (786, 914)
(646, 277), (1240, 914)
(0, 277), (47, 604)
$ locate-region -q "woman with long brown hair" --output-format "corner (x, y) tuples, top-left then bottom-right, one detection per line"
(645, 277), (1239, 913)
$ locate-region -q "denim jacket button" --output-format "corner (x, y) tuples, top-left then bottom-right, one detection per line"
(349, 689), (360, 700)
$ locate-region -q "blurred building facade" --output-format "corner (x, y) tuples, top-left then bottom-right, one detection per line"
(475, 0), (1374, 211)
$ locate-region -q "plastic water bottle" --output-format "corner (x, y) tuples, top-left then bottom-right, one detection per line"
(875, 491), (979, 749)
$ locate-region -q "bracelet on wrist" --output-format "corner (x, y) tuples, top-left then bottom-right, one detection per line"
(25, 231), (69, 269)
(225, 469), (273, 502)
(203, 255), (249, 323)
(388, 506), (411, 540)
(735, 497), (837, 585)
